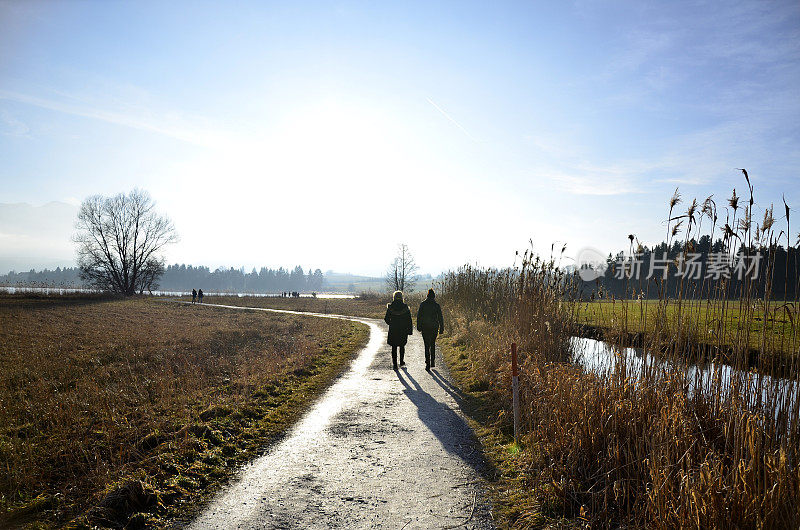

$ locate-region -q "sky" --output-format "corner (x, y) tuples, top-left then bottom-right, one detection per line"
(1, 0), (799, 276)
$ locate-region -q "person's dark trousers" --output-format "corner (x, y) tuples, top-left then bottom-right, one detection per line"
(391, 345), (405, 369)
(422, 331), (437, 368)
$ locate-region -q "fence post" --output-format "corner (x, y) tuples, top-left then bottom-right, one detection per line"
(512, 342), (520, 444)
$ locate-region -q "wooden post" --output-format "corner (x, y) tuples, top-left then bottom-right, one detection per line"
(511, 342), (520, 444)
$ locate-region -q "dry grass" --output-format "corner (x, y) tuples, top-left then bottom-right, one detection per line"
(0, 295), (367, 528)
(439, 177), (800, 528)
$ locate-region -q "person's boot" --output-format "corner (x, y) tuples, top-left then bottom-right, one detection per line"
(399, 349), (405, 367)
(431, 352), (435, 368)
(392, 352), (398, 370)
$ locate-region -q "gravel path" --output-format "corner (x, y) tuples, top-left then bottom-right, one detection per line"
(187, 304), (495, 529)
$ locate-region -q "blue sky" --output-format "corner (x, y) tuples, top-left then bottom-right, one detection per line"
(1, 1), (799, 275)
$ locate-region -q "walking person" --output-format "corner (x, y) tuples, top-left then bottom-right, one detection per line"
(384, 290), (412, 371)
(198, 289), (204, 303)
(191, 288), (197, 303)
(417, 289), (444, 371)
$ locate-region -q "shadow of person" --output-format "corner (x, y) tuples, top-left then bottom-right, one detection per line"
(427, 367), (499, 430)
(395, 369), (494, 479)
(428, 369), (466, 405)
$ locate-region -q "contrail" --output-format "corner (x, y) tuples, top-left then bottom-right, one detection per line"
(425, 97), (480, 142)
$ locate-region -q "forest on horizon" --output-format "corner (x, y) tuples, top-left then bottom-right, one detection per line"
(0, 264), (326, 293)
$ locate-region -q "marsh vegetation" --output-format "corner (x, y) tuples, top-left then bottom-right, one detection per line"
(439, 177), (800, 528)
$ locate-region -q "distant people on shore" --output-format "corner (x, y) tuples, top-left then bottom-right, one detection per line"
(417, 289), (445, 371)
(198, 289), (204, 303)
(384, 290), (413, 370)
(192, 288), (197, 303)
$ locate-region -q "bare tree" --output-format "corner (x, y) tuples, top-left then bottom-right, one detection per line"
(135, 257), (166, 294)
(73, 189), (178, 295)
(385, 243), (419, 292)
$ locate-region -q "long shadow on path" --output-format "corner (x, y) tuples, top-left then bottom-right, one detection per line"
(429, 368), (468, 405)
(428, 364), (502, 431)
(395, 368), (494, 479)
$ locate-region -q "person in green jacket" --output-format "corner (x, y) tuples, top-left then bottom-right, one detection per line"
(417, 289), (444, 371)
(384, 290), (413, 370)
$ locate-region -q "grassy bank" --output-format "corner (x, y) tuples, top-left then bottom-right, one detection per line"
(577, 299), (798, 362)
(439, 335), (569, 528)
(0, 295), (368, 528)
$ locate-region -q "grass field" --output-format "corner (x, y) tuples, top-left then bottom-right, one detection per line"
(0, 294), (368, 528)
(577, 299), (799, 359)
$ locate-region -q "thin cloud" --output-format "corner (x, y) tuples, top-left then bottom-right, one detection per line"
(425, 97), (481, 142)
(544, 169), (643, 196)
(0, 109), (30, 137)
(0, 88), (228, 148)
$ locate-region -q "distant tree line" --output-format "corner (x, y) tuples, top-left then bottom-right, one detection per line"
(0, 264), (326, 293)
(578, 235), (800, 300)
(0, 267), (82, 287)
(160, 264), (324, 293)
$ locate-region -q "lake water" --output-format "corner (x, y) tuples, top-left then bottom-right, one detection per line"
(572, 336), (799, 423)
(0, 286), (356, 299)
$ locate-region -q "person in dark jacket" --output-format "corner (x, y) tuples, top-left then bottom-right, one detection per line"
(417, 289), (444, 371)
(384, 290), (413, 370)
(198, 289), (204, 303)
(192, 288), (197, 303)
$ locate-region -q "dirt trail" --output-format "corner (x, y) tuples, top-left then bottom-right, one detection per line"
(187, 303), (494, 529)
